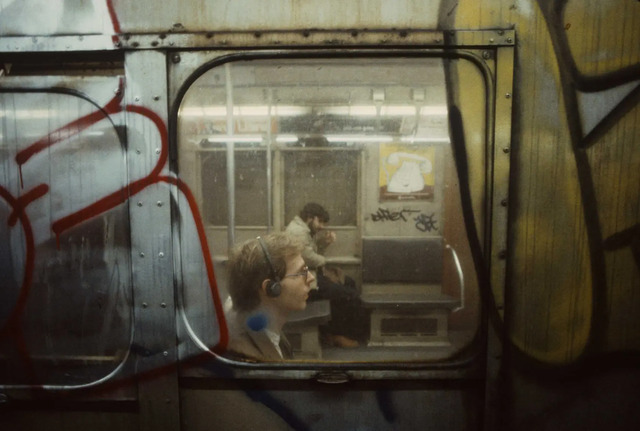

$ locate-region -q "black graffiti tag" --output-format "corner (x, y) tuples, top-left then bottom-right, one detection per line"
(371, 207), (438, 232)
(371, 207), (421, 222)
(414, 212), (438, 232)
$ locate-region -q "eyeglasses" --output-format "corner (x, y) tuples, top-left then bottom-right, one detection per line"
(284, 266), (310, 279)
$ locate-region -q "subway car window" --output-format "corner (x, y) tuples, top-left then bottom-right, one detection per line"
(176, 57), (484, 363)
(200, 149), (269, 226)
(0, 88), (132, 386)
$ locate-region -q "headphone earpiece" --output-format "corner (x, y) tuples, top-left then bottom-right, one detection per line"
(265, 279), (281, 297)
(257, 236), (282, 298)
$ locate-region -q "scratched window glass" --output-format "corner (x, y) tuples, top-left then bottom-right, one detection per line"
(0, 90), (132, 386)
(177, 57), (484, 363)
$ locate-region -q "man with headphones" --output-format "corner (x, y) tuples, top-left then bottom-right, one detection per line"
(225, 232), (315, 361)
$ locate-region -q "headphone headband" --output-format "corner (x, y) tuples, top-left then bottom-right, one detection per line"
(257, 236), (280, 282)
(257, 236), (282, 298)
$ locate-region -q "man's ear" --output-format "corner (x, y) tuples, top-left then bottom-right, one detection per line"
(259, 279), (270, 295)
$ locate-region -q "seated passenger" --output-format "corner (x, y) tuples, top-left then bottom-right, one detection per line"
(285, 202), (368, 348)
(226, 232), (315, 361)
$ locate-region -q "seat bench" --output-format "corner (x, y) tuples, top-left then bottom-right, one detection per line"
(360, 237), (460, 347)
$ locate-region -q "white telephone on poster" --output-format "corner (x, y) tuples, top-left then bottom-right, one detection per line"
(384, 152), (433, 193)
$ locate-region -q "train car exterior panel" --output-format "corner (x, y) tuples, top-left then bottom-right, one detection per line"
(1, 1), (639, 430)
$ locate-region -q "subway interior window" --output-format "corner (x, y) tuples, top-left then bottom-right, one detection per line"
(176, 57), (485, 365)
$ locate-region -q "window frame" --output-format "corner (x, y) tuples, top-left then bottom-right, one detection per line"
(170, 37), (514, 380)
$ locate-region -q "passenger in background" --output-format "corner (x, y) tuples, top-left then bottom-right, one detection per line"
(285, 202), (335, 272)
(285, 202), (368, 348)
(225, 233), (314, 361)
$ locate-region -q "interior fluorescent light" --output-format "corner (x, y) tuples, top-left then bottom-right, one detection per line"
(181, 105), (448, 118)
(400, 136), (450, 143)
(275, 135), (299, 143)
(206, 135), (263, 143)
(181, 105), (309, 117)
(321, 105), (448, 116)
(325, 135), (394, 143)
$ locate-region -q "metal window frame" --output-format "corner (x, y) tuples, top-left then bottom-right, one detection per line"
(169, 29), (514, 381)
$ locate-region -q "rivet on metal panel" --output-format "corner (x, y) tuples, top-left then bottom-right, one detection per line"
(137, 201), (143, 207)
(139, 252), (145, 258)
(134, 96), (140, 102)
(506, 37), (513, 44)
(155, 148), (161, 154)
(161, 302), (167, 308)
(151, 41), (159, 47)
(502, 147), (510, 154)
(489, 38), (494, 43)
(157, 200), (163, 207)
(501, 199), (508, 207)
(171, 53), (181, 64)
(153, 95), (160, 101)
(131, 42), (139, 48)
(505, 93), (512, 99)
(482, 51), (491, 60)
(136, 149), (141, 154)
(158, 252), (165, 258)
(142, 302), (148, 308)
(163, 351), (169, 357)
(497, 30), (505, 36)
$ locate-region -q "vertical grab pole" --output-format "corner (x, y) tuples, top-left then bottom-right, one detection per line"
(225, 63), (236, 249)
(265, 89), (273, 232)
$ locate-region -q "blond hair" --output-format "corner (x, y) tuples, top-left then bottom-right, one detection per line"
(227, 232), (303, 312)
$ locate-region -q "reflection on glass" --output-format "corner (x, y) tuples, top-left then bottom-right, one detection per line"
(177, 57), (484, 363)
(0, 92), (132, 386)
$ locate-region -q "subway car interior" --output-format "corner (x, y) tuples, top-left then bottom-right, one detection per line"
(176, 57), (483, 365)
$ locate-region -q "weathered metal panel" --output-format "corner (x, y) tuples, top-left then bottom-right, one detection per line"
(111, 0), (443, 33)
(124, 50), (180, 430)
(0, 0), (115, 36)
(1, 0), (442, 38)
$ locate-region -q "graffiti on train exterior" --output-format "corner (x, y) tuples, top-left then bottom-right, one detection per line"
(0, 79), (229, 388)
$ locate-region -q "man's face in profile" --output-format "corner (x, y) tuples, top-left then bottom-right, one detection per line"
(274, 253), (314, 312)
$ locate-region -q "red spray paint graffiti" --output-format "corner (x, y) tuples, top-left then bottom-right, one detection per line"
(1, 78), (229, 388)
